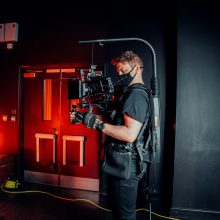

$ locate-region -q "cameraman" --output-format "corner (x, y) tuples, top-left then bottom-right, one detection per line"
(72, 51), (150, 220)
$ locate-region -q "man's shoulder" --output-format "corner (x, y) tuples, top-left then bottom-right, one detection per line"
(128, 85), (150, 99)
(128, 83), (150, 94)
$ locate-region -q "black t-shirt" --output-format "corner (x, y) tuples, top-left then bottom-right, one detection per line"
(112, 83), (150, 124)
(110, 83), (150, 144)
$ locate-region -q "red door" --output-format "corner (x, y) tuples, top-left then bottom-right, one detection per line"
(22, 66), (100, 191)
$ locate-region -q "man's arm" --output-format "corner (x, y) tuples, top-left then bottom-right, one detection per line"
(102, 113), (142, 143)
(70, 110), (142, 143)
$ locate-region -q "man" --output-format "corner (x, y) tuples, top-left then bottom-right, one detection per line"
(72, 51), (150, 220)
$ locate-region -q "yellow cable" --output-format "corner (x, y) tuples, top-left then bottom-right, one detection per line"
(1, 182), (180, 220)
(136, 208), (180, 220)
(1, 183), (111, 212)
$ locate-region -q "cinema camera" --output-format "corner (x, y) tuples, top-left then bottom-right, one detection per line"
(68, 65), (114, 122)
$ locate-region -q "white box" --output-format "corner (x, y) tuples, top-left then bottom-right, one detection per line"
(4, 22), (19, 42)
(0, 24), (4, 42)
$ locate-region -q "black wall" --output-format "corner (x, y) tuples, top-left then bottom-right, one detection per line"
(172, 1), (220, 215)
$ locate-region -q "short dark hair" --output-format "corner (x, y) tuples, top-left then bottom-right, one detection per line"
(111, 51), (143, 67)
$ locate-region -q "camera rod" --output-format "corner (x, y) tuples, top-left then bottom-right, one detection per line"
(79, 38), (157, 78)
(78, 37), (161, 163)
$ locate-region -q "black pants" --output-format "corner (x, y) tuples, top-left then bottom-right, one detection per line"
(107, 156), (146, 220)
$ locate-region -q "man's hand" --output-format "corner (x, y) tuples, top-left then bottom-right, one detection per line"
(69, 110), (104, 131)
(83, 112), (104, 131)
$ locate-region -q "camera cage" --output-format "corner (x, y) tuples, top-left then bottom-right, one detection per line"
(68, 66), (114, 112)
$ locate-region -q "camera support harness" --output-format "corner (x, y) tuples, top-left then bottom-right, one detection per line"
(78, 38), (161, 220)
(78, 37), (161, 162)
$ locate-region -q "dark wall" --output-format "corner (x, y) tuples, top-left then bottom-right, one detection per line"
(172, 1), (220, 213)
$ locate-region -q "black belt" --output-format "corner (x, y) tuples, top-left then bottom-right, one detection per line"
(109, 143), (137, 154)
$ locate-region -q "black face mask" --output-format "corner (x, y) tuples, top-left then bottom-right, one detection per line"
(119, 66), (136, 87)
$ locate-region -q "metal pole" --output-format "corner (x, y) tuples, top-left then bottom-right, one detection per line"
(79, 38), (157, 79)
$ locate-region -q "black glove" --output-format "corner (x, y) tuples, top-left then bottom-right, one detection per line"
(83, 112), (105, 131)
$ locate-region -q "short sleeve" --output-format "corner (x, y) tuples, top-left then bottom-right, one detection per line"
(122, 89), (150, 124)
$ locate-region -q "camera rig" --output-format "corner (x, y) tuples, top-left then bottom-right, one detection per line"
(68, 65), (114, 112)
(77, 37), (161, 220)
